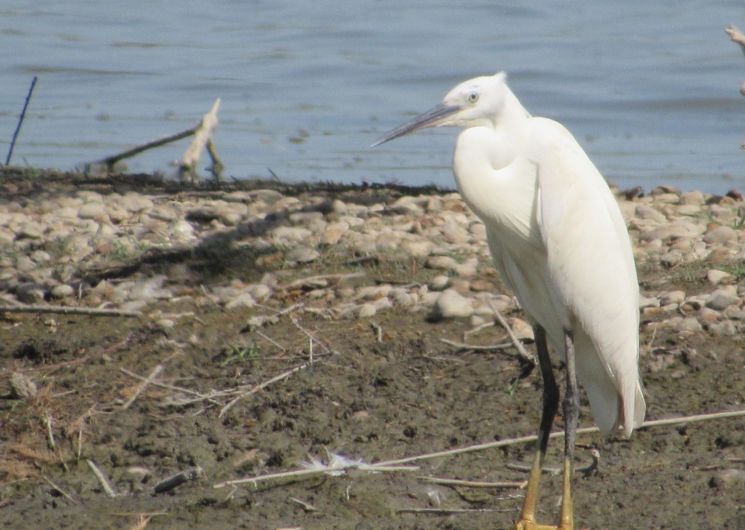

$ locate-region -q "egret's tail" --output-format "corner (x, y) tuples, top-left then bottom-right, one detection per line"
(574, 330), (645, 437)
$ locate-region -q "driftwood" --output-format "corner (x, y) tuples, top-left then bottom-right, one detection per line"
(91, 98), (223, 179)
(0, 303), (141, 318)
(179, 98), (222, 183)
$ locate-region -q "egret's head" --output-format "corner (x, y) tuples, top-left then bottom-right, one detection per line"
(371, 71), (508, 147)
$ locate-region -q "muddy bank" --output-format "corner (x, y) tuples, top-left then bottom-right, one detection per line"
(1, 168), (744, 529)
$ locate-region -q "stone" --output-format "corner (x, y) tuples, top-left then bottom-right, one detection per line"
(708, 321), (738, 337)
(401, 240), (432, 258)
(321, 222), (349, 245)
(706, 286), (739, 310)
(635, 205), (666, 222)
(285, 246), (319, 264)
(707, 269), (733, 286)
(639, 295), (660, 309)
(78, 202), (109, 222)
(429, 275), (450, 291)
(509, 317), (535, 341)
(429, 289), (474, 320)
(50, 284), (74, 299)
(224, 291), (256, 309)
(660, 250), (683, 268)
(270, 226), (312, 243)
(426, 255), (459, 271)
(659, 290), (685, 306)
(703, 225), (737, 244)
(675, 317), (703, 333)
(454, 258), (478, 278)
(17, 222), (44, 239)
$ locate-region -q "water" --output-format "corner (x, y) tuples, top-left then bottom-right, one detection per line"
(1, 1), (744, 193)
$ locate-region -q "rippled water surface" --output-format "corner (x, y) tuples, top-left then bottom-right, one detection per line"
(1, 1), (744, 192)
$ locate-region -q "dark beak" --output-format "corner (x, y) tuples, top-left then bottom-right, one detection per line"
(370, 103), (461, 147)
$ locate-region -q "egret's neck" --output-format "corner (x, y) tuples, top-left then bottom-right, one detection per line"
(497, 86), (531, 137)
(452, 86), (536, 224)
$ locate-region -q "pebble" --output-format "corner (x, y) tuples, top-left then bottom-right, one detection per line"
(706, 286), (739, 310)
(430, 289), (474, 320)
(707, 269), (732, 286)
(1, 180), (743, 348)
(50, 284), (74, 299)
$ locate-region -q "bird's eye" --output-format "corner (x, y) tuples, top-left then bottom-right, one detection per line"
(467, 92), (479, 104)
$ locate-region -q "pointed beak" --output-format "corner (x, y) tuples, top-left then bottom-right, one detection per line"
(370, 103), (461, 147)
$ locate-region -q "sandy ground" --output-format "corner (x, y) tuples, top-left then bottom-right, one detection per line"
(1, 172), (744, 530)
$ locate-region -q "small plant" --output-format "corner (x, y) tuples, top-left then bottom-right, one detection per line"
(221, 343), (261, 367)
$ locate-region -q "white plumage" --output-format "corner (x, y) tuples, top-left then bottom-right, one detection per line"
(373, 71), (645, 528)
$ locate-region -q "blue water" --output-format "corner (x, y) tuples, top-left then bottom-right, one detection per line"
(0, 1), (744, 193)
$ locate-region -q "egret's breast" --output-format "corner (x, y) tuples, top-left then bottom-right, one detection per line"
(452, 127), (538, 246)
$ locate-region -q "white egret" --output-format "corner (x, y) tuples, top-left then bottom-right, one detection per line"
(372, 72), (645, 530)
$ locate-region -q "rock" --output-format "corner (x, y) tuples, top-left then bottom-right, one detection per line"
(709, 469), (745, 490)
(659, 290), (685, 306)
(248, 283), (272, 302)
(639, 221), (704, 242)
(17, 222), (44, 239)
(708, 320), (738, 337)
(706, 286), (739, 310)
(660, 250), (683, 268)
(426, 255), (459, 271)
(171, 220), (196, 242)
(357, 302), (378, 318)
(635, 205), (666, 222)
(639, 295), (660, 309)
(429, 275), (450, 291)
(270, 226), (312, 243)
(78, 202), (109, 222)
(120, 194), (154, 212)
(285, 246), (319, 264)
(50, 284), (74, 299)
(429, 289), (474, 320)
(440, 220), (470, 244)
(390, 196), (423, 215)
(226, 292), (256, 309)
(321, 222), (349, 245)
(703, 225), (737, 244)
(454, 258), (478, 278)
(401, 240), (432, 258)
(675, 317), (703, 333)
(331, 199), (348, 215)
(509, 317), (534, 341)
(679, 190), (705, 205)
(16, 283), (45, 304)
(698, 307), (721, 323)
(707, 269), (733, 286)
(10, 372), (37, 398)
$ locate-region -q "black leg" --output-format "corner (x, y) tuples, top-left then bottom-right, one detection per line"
(515, 324), (560, 529)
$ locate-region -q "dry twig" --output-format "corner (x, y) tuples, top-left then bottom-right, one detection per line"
(218, 361), (317, 418)
(490, 305), (537, 365)
(87, 459), (118, 498)
(42, 475), (79, 505)
(418, 476), (525, 489)
(122, 364), (164, 409)
(397, 507), (514, 514)
(440, 338), (513, 352)
(0, 303), (141, 318)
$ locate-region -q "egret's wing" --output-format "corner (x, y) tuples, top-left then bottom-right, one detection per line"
(534, 121), (644, 436)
